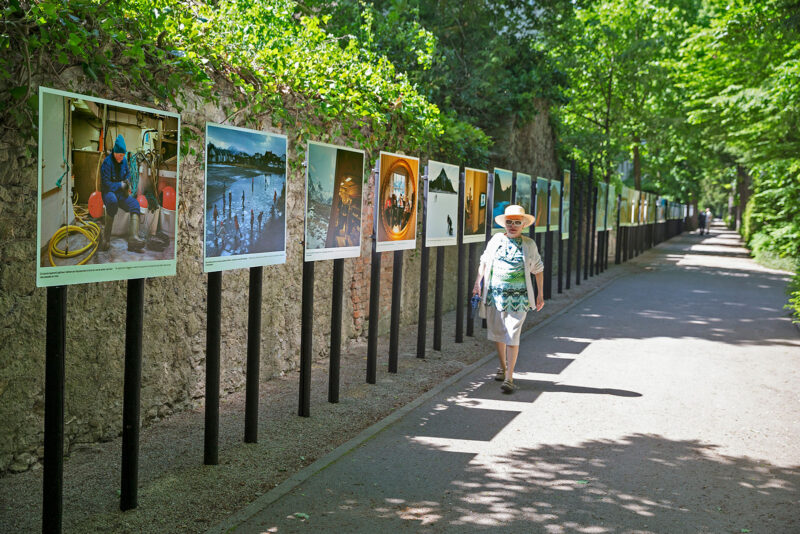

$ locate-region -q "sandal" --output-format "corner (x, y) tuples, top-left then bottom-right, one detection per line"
(495, 368), (505, 381)
(501, 379), (517, 393)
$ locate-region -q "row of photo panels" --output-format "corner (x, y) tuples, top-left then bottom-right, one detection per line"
(36, 87), (682, 288)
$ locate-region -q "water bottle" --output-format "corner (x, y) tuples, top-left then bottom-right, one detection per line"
(471, 294), (481, 309)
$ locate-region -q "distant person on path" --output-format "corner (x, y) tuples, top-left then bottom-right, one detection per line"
(705, 208), (713, 234)
(698, 208), (706, 235)
(241, 190), (245, 211)
(472, 205), (544, 393)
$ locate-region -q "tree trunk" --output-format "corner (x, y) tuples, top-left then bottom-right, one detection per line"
(735, 164), (752, 231)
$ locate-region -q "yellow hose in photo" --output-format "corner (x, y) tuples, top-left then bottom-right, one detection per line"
(47, 218), (101, 267)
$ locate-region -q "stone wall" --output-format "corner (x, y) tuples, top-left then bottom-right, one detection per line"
(0, 74), (558, 474)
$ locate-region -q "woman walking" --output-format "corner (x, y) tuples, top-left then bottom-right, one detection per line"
(472, 205), (544, 393)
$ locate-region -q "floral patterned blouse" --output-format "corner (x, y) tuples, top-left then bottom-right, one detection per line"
(486, 235), (529, 311)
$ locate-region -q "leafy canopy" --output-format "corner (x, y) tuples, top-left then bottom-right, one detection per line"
(1, 0), (444, 159)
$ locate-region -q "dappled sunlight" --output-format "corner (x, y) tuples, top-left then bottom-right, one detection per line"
(234, 226), (796, 534)
(565, 247), (799, 348)
(398, 434), (799, 532)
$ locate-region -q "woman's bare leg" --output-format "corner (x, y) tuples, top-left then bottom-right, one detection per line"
(505, 344), (520, 382)
(495, 342), (507, 373)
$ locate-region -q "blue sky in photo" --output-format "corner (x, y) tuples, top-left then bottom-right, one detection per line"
(308, 143), (337, 200)
(429, 161), (459, 193)
(208, 125), (286, 157)
(496, 168), (512, 189)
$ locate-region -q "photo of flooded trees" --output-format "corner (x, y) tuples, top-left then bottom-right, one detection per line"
(203, 123), (287, 271)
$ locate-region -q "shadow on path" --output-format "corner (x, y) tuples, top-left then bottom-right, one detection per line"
(251, 434), (799, 533)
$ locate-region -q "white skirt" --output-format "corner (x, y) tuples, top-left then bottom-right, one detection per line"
(486, 306), (527, 345)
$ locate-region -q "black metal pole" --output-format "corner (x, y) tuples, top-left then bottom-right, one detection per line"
(587, 181), (599, 276)
(626, 219), (632, 261)
(558, 172), (564, 293)
(244, 267), (262, 443)
(598, 185), (606, 274)
(575, 171), (583, 286)
(416, 171), (429, 359)
(544, 233), (553, 299)
(120, 278), (144, 511)
(204, 271), (221, 465)
(622, 223), (627, 262)
(329, 258), (344, 402)
(626, 223), (632, 262)
(455, 171), (466, 342)
(604, 188), (611, 272)
(389, 250), (403, 373)
(43, 286), (66, 534)
(482, 173), (495, 330)
(466, 243), (477, 336)
(583, 176), (591, 281)
(299, 261), (314, 417)
(433, 247), (444, 350)
(600, 230), (606, 274)
(544, 180), (553, 299)
(643, 216), (648, 253)
(566, 160), (575, 290)
(529, 214), (537, 301)
(615, 195), (622, 265)
(638, 216), (643, 255)
(642, 218), (647, 253)
(366, 237), (380, 384)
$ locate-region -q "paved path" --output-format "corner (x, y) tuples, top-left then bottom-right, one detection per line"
(214, 225), (800, 533)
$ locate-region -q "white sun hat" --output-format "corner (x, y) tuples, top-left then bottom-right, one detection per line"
(494, 204), (535, 228)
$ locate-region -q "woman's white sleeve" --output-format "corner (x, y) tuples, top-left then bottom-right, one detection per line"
(529, 242), (544, 274)
(479, 235), (497, 266)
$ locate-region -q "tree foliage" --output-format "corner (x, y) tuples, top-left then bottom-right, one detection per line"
(678, 0), (800, 318)
(0, 0), (443, 161)
(3, 0), (798, 316)
(548, 0), (704, 192)
(300, 0), (571, 167)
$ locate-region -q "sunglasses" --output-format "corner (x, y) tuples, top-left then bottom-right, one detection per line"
(505, 219), (524, 227)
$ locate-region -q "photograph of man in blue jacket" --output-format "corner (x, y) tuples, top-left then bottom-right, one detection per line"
(99, 134), (144, 252)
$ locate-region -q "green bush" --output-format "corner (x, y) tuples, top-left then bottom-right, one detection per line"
(788, 270), (800, 325)
(749, 232), (798, 272)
